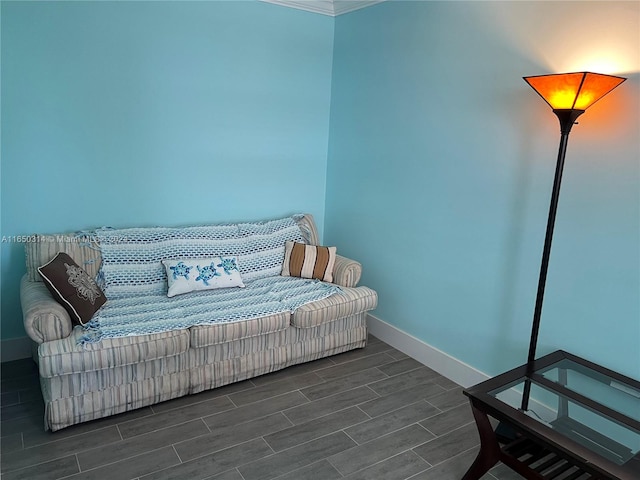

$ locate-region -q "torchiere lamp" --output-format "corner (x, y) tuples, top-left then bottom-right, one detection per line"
(520, 71), (626, 411)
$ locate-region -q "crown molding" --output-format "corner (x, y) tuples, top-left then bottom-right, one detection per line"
(261, 0), (384, 17)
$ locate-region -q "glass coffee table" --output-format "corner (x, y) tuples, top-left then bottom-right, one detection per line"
(462, 350), (640, 479)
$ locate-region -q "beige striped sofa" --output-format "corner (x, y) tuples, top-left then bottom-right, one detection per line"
(20, 215), (377, 431)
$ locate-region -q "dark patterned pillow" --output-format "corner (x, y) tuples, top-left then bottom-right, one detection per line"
(38, 252), (106, 325)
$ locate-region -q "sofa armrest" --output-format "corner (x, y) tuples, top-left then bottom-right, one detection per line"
(20, 274), (73, 344)
(332, 255), (362, 288)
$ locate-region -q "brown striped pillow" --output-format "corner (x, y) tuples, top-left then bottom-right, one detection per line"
(281, 241), (337, 282)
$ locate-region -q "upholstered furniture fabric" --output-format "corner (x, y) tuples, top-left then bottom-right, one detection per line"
(332, 254), (362, 288)
(292, 286), (378, 328)
(21, 277), (74, 344)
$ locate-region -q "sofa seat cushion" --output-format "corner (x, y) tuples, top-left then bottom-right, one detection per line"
(292, 286), (378, 329)
(38, 326), (190, 377)
(84, 277), (340, 343)
(190, 312), (290, 348)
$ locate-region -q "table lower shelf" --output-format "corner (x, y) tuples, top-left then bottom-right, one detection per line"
(500, 436), (605, 480)
(461, 402), (622, 480)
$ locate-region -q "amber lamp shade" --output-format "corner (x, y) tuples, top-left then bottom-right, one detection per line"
(523, 72), (626, 111)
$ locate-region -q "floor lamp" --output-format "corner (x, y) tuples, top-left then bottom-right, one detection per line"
(520, 72), (626, 411)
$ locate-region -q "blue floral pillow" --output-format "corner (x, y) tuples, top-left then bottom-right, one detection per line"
(161, 257), (245, 297)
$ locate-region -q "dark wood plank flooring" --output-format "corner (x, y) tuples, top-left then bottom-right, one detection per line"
(1, 335), (523, 480)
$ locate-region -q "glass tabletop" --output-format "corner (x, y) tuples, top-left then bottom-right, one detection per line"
(538, 358), (640, 422)
(489, 358), (640, 466)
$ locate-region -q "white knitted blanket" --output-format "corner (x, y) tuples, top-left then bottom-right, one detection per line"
(82, 276), (340, 342)
(95, 215), (306, 299)
(82, 215), (339, 342)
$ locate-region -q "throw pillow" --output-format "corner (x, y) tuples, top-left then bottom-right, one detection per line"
(162, 257), (245, 297)
(281, 241), (336, 282)
(38, 252), (106, 326)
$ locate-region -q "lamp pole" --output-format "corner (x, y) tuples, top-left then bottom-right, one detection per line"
(521, 108), (584, 411)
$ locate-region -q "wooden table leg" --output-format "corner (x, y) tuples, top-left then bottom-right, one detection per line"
(462, 401), (502, 480)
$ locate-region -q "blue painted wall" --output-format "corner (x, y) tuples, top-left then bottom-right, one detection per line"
(326, 1), (640, 379)
(3, 0), (639, 382)
(1, 1), (334, 339)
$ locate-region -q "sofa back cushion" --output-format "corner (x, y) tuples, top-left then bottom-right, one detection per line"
(24, 214), (319, 287)
(96, 215), (307, 299)
(25, 232), (102, 282)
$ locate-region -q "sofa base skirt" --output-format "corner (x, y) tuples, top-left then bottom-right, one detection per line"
(190, 326), (368, 394)
(42, 371), (191, 431)
(41, 315), (367, 431)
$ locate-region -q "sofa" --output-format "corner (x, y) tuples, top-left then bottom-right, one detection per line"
(20, 214), (378, 431)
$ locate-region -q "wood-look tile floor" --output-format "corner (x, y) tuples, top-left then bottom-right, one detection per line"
(0, 335), (524, 480)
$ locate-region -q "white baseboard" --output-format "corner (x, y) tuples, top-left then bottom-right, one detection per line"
(367, 314), (489, 388)
(1, 336), (33, 362)
(367, 314), (558, 419)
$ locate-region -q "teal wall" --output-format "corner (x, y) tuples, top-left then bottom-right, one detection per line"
(1, 1), (334, 339)
(2, 1), (639, 381)
(326, 1), (640, 379)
